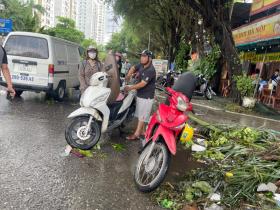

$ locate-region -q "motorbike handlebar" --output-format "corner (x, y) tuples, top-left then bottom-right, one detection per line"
(156, 86), (172, 96)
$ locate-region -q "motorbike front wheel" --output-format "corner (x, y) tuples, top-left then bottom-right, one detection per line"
(65, 116), (101, 150)
(134, 141), (170, 192)
(205, 88), (212, 100)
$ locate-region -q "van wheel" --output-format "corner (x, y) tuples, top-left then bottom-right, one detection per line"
(54, 82), (66, 102)
(15, 90), (23, 97)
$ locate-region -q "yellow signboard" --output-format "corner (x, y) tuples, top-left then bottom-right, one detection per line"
(251, 0), (280, 14)
(240, 52), (280, 63)
(233, 13), (280, 45)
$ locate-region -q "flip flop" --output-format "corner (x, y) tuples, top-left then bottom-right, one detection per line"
(126, 134), (139, 141)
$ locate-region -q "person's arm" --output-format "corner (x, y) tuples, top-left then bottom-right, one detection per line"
(1, 48), (15, 96)
(1, 64), (15, 95)
(125, 68), (154, 91)
(125, 65), (137, 82)
(126, 80), (147, 91)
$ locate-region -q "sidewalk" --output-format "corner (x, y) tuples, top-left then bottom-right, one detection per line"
(190, 96), (280, 133)
(192, 96), (280, 121)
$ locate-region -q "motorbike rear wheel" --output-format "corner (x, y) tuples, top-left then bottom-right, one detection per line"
(134, 141), (170, 192)
(205, 88), (212, 100)
(65, 116), (101, 150)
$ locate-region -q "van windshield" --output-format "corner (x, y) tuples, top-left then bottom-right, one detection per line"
(5, 35), (49, 59)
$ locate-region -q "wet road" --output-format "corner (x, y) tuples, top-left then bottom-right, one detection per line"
(1, 91), (279, 210)
(0, 92), (164, 210)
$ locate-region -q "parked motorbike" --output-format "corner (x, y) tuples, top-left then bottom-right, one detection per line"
(194, 74), (216, 100)
(65, 54), (136, 150)
(156, 71), (175, 87)
(134, 86), (194, 192)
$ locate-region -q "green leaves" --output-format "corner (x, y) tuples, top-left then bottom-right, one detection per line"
(175, 41), (191, 71)
(160, 199), (174, 209)
(42, 17), (85, 44)
(112, 143), (125, 152)
(190, 45), (221, 79)
(234, 75), (255, 98)
(2, 0), (44, 32)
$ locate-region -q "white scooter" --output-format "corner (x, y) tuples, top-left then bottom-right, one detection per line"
(65, 66), (136, 150)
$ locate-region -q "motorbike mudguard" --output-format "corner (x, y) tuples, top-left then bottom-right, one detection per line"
(68, 105), (110, 133)
(145, 113), (158, 140)
(151, 125), (177, 155)
(68, 107), (102, 120)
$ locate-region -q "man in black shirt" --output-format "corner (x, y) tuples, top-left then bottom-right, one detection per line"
(0, 46), (15, 96)
(125, 50), (156, 140)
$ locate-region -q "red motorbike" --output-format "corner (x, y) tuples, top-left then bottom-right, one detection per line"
(134, 87), (194, 192)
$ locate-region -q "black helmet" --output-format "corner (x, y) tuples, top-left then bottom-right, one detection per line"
(139, 49), (154, 59)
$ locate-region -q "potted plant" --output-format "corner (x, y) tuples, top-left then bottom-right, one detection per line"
(234, 75), (256, 108)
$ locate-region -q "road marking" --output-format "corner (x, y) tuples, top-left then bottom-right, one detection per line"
(192, 102), (223, 111)
(225, 110), (280, 123)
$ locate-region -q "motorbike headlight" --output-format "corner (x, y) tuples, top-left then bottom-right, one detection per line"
(176, 96), (187, 112)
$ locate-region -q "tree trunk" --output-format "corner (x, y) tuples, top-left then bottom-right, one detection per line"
(212, 22), (242, 101)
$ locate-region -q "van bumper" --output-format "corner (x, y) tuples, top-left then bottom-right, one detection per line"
(0, 79), (53, 92)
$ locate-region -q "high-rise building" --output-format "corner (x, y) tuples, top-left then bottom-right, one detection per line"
(94, 0), (106, 44)
(76, 0), (107, 44)
(76, 0), (95, 39)
(104, 5), (122, 44)
(33, 0), (76, 28)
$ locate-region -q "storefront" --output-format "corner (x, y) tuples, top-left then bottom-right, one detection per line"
(232, 0), (280, 109)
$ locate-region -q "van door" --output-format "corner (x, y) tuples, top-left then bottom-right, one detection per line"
(4, 35), (50, 88)
(66, 45), (80, 88)
(53, 41), (68, 89)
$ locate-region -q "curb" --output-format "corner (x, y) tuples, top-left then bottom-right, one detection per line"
(192, 102), (280, 123)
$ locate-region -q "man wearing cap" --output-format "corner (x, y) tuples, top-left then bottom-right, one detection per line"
(125, 50), (156, 140)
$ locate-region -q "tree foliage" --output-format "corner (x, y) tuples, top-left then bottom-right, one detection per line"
(1, 0), (44, 32)
(191, 45), (221, 80)
(107, 0), (196, 65)
(43, 17), (85, 44)
(108, 0), (241, 81)
(175, 41), (191, 71)
(184, 0), (241, 78)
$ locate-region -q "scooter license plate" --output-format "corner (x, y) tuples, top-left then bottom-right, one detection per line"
(180, 124), (194, 143)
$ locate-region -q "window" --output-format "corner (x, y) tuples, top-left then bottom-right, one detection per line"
(5, 35), (49, 59)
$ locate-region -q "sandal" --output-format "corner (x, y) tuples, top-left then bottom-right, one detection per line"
(126, 134), (139, 141)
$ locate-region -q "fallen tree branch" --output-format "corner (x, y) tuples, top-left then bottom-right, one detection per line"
(188, 113), (221, 132)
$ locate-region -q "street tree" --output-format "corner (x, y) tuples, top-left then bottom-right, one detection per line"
(1, 0), (44, 32)
(43, 17), (85, 44)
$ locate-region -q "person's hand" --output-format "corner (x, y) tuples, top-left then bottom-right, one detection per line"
(124, 86), (131, 93)
(7, 86), (15, 98)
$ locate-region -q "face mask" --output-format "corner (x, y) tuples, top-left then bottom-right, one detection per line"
(88, 52), (96, 59)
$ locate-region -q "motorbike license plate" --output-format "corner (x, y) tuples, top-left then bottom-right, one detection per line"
(180, 124), (194, 143)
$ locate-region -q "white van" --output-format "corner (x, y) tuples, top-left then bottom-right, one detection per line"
(0, 32), (82, 101)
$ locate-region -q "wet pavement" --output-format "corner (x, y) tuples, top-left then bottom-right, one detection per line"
(191, 97), (280, 132)
(1, 90), (279, 210)
(0, 91), (164, 210)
